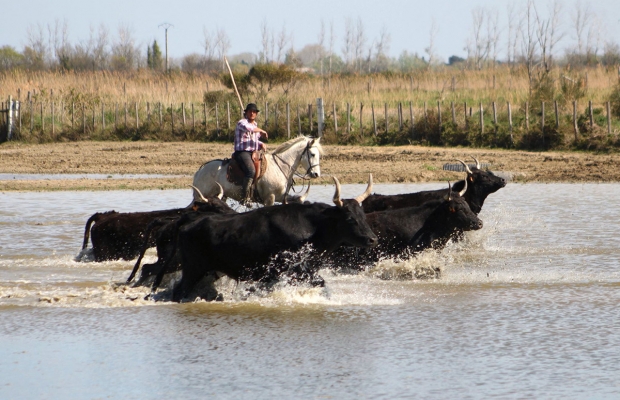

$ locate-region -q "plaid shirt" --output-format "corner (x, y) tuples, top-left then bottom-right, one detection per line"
(234, 118), (263, 152)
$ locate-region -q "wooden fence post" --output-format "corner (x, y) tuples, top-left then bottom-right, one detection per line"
(347, 103), (350, 135)
(359, 103), (364, 136)
(171, 103), (174, 134)
(192, 103), (195, 130)
(297, 104), (301, 135)
(398, 102), (403, 131)
(215, 103), (219, 131)
(409, 101), (414, 137)
(227, 102), (230, 130)
(541, 101), (545, 131)
(332, 102), (337, 136)
(286, 102), (290, 138)
(525, 101), (529, 131)
(492, 101), (497, 139)
(135, 102), (139, 130)
(573, 100), (578, 141)
(371, 103), (377, 136)
(607, 101), (612, 134)
(479, 102), (484, 136)
(384, 103), (388, 134)
(508, 101), (513, 146)
(554, 100), (559, 129)
(437, 101), (442, 137)
(589, 100), (593, 129)
(82, 103), (85, 134)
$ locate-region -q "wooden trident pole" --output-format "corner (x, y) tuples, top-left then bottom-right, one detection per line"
(224, 56), (244, 114)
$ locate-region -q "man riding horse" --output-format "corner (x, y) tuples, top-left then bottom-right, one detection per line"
(233, 103), (268, 205)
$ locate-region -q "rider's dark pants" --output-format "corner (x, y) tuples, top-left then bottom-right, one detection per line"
(233, 151), (255, 179)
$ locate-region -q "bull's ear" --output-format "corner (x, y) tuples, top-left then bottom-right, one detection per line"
(468, 175), (474, 182)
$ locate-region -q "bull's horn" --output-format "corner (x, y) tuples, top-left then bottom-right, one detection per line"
(298, 184), (311, 203)
(456, 159), (473, 174)
(215, 182), (224, 199)
(471, 156), (481, 169)
(190, 185), (209, 202)
(354, 174), (373, 205)
(458, 178), (468, 197)
(444, 181), (452, 201)
(332, 176), (344, 207)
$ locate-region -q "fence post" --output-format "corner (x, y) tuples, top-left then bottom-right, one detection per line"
(589, 100), (593, 129)
(227, 102), (230, 130)
(203, 103), (208, 134)
(102, 103), (105, 132)
(409, 101), (414, 138)
(192, 103), (195, 130)
(286, 102), (290, 138)
(82, 103), (86, 134)
(332, 102), (337, 136)
(359, 103), (363, 137)
(384, 103), (388, 134)
(297, 104), (301, 135)
(508, 101), (513, 146)
(541, 101), (545, 131)
(573, 100), (578, 141)
(347, 103), (350, 135)
(371, 103), (377, 136)
(171, 103), (174, 134)
(525, 101), (529, 131)
(135, 102), (139, 130)
(437, 101), (442, 137)
(492, 101), (497, 139)
(479, 102), (484, 136)
(607, 101), (612, 134)
(554, 100), (559, 129)
(317, 98), (324, 138)
(7, 96), (14, 140)
(398, 102), (403, 131)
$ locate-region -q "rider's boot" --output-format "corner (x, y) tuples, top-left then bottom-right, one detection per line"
(241, 177), (254, 205)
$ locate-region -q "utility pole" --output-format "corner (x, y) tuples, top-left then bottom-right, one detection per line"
(158, 23), (173, 73)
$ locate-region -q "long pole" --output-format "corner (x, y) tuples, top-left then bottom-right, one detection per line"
(224, 56), (244, 112)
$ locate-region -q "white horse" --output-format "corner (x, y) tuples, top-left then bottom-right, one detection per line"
(192, 135), (323, 206)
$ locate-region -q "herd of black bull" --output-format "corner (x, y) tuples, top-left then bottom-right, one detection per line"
(79, 158), (506, 302)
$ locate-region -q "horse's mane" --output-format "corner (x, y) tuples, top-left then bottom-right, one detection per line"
(272, 136), (324, 156)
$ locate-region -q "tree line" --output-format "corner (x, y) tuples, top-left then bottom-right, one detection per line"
(1, 1), (619, 75)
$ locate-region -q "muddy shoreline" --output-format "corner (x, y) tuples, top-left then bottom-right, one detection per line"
(0, 141), (618, 191)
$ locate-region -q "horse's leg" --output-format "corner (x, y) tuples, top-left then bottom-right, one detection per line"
(265, 194), (275, 206)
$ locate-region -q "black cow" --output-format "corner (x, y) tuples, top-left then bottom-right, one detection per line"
(80, 185), (225, 262)
(151, 175), (379, 302)
(362, 157), (506, 214)
(126, 187), (236, 285)
(325, 182), (483, 272)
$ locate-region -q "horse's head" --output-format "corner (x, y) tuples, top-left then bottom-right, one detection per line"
(300, 137), (322, 179)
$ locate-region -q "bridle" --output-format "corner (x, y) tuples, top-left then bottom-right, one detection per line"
(272, 140), (319, 196)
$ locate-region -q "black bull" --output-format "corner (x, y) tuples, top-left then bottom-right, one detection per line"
(151, 176), (379, 302)
(322, 182), (483, 271)
(80, 186), (227, 262)
(362, 157), (506, 214)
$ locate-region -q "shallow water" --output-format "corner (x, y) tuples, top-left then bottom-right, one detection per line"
(1, 182), (619, 399)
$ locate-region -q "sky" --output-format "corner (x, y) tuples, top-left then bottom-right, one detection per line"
(2, 0), (619, 63)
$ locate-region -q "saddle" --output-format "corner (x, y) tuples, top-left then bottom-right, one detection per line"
(226, 150), (268, 186)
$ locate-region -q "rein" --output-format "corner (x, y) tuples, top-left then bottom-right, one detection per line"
(272, 140), (317, 197)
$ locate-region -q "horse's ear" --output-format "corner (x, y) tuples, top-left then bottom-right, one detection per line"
(315, 136), (321, 143)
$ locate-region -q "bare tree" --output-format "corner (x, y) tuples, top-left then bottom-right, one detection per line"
(328, 20), (336, 74)
(276, 24), (291, 64)
(214, 27), (230, 70)
(518, 0), (539, 96)
(373, 26), (391, 72)
(342, 18), (354, 70)
(353, 18), (367, 72)
(534, 0), (563, 72)
(25, 23), (48, 69)
(506, 2), (519, 64)
(425, 18), (439, 69)
(317, 20), (326, 75)
(110, 23), (140, 70)
(48, 19), (71, 69)
(571, 1), (593, 55)
(203, 27), (216, 60)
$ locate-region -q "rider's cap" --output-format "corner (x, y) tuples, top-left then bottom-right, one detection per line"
(244, 103), (260, 112)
